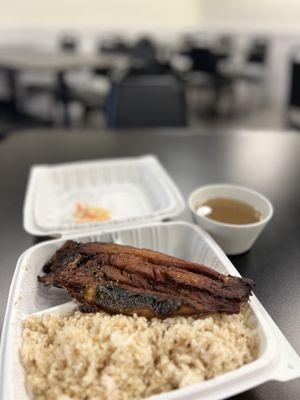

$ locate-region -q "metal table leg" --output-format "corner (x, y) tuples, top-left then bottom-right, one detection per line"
(57, 70), (71, 128)
(3, 68), (19, 115)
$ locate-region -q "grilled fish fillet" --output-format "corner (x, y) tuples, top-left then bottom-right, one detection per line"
(38, 240), (254, 318)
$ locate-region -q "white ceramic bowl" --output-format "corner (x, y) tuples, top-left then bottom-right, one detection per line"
(188, 184), (273, 255)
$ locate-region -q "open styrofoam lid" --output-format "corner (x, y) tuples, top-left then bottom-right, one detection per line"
(23, 155), (185, 237)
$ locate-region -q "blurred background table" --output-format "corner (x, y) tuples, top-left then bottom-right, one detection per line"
(0, 128), (299, 400)
(0, 32), (277, 134)
(0, 48), (129, 72)
(0, 48), (130, 127)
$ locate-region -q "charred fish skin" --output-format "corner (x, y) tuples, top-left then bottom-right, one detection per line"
(38, 240), (254, 318)
(94, 283), (184, 317)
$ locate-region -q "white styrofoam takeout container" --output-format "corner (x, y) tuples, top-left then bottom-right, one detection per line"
(1, 222), (299, 400)
(23, 155), (185, 237)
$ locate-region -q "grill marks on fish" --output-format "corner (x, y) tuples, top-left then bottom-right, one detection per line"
(38, 240), (254, 318)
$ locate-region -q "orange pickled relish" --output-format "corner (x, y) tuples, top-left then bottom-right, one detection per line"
(75, 202), (111, 223)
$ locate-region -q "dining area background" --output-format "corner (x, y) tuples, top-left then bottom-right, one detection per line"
(1, 0), (300, 133)
(0, 1), (300, 400)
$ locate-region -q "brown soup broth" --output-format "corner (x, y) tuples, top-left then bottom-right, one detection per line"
(196, 197), (261, 225)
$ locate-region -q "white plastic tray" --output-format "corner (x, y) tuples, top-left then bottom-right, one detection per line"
(1, 221), (299, 400)
(23, 155), (185, 237)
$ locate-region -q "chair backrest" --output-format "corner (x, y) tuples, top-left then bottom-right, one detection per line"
(289, 59), (300, 108)
(59, 34), (78, 53)
(218, 35), (234, 51)
(106, 75), (186, 128)
(128, 60), (173, 76)
(99, 37), (130, 54)
(188, 47), (219, 75)
(285, 56), (300, 129)
(131, 37), (157, 64)
(247, 40), (268, 64)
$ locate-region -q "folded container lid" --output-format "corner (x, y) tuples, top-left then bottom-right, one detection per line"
(23, 155), (186, 237)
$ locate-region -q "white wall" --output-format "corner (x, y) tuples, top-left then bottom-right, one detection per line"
(201, 0), (300, 33)
(2, 0), (300, 35)
(199, 0), (300, 107)
(0, 0), (202, 31)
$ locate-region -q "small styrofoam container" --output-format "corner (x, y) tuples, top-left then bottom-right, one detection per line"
(23, 155), (185, 237)
(188, 184), (274, 255)
(1, 222), (299, 400)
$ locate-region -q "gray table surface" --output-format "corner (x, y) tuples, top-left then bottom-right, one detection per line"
(0, 47), (129, 71)
(0, 128), (299, 399)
